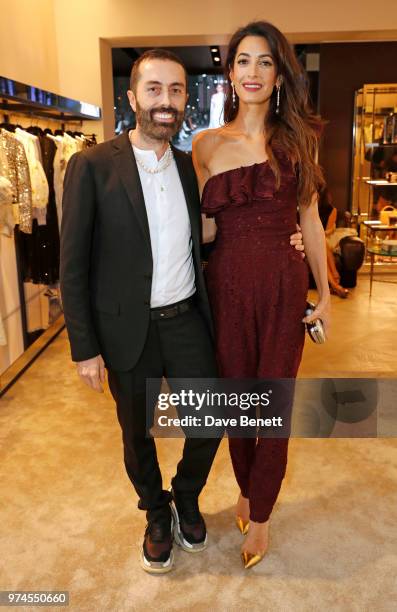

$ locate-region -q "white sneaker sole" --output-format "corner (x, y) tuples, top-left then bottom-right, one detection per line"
(140, 515), (175, 574)
(170, 499), (208, 553)
(140, 548), (175, 574)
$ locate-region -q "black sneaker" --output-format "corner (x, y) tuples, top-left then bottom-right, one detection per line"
(170, 488), (207, 553)
(140, 513), (174, 574)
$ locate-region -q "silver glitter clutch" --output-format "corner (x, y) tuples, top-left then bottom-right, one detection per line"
(305, 301), (326, 344)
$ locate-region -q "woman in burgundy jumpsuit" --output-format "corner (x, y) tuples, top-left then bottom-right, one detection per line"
(201, 151), (308, 531)
(194, 21), (330, 569)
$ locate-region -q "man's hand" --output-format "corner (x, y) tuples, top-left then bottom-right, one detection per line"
(290, 223), (305, 258)
(77, 354), (105, 393)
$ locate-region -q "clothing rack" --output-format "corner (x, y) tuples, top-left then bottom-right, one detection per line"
(0, 75), (101, 122)
(0, 101), (97, 138)
(0, 79), (101, 393)
(1, 112), (96, 354)
(1, 100), (79, 125)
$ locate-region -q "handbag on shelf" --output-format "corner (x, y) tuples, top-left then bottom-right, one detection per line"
(305, 301), (326, 344)
(379, 205), (397, 226)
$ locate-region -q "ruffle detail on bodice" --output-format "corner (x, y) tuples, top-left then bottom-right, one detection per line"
(202, 161), (277, 215)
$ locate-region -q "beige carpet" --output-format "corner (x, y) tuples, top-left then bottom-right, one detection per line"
(0, 276), (396, 611)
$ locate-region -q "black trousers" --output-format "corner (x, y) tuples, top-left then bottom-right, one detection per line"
(107, 303), (221, 518)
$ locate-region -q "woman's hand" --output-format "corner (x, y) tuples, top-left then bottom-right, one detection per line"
(302, 294), (331, 338)
(290, 223), (305, 258)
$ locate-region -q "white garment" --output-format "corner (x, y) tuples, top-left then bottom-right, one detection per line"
(75, 137), (84, 152)
(0, 237), (6, 345)
(327, 228), (358, 253)
(0, 176), (14, 237)
(47, 134), (78, 229)
(132, 144), (195, 308)
(14, 128), (49, 225)
(209, 91), (225, 129)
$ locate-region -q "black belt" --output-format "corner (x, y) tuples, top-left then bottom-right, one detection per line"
(150, 295), (196, 320)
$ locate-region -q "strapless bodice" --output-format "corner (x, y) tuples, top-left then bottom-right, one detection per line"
(201, 153), (299, 248)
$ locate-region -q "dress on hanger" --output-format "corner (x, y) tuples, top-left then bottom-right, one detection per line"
(16, 129), (60, 285)
(0, 128), (32, 234)
(0, 175), (14, 236)
(74, 136), (84, 152)
(47, 133), (78, 228)
(14, 128), (49, 225)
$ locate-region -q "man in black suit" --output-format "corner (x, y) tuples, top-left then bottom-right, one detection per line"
(60, 49), (304, 573)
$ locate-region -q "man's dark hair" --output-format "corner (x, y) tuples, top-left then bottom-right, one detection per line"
(129, 48), (188, 92)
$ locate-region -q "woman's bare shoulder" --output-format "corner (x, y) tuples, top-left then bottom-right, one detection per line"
(193, 127), (231, 161)
(194, 128), (219, 148)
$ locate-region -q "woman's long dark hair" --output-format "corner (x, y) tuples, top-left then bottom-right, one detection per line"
(224, 21), (325, 206)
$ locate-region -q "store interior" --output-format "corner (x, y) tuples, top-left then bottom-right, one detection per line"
(2, 40), (397, 392)
(0, 81), (101, 388)
(0, 1), (396, 610)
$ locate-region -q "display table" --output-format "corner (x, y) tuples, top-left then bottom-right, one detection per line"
(361, 221), (397, 248)
(367, 247), (397, 296)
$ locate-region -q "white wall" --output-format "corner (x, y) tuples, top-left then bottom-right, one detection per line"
(53, 0), (397, 108)
(0, 0), (59, 93)
(1, 0), (396, 127)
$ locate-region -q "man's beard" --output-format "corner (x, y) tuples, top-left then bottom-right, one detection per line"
(135, 102), (185, 141)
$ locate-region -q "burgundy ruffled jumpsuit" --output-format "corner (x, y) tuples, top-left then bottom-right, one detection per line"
(201, 150), (309, 522)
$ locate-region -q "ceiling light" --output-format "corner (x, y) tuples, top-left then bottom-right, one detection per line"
(211, 47), (218, 52)
(214, 57), (220, 62)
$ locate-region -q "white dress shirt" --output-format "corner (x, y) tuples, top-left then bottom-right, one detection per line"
(132, 144), (196, 308)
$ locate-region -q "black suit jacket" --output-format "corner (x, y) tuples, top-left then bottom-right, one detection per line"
(60, 131), (213, 371)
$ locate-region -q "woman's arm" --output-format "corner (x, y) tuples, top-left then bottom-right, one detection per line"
(299, 192), (331, 336)
(192, 132), (217, 244)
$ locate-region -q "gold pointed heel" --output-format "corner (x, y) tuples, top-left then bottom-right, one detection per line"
(235, 516), (249, 535)
(241, 550), (266, 569)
